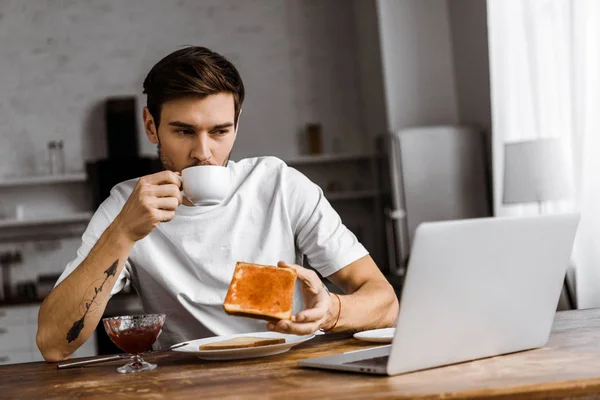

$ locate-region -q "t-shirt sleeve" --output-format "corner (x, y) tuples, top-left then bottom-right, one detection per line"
(283, 166), (369, 277)
(54, 186), (132, 296)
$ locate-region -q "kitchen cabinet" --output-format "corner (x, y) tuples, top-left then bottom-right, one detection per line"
(0, 303), (97, 365)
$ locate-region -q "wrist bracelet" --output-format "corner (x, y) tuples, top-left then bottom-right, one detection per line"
(322, 292), (341, 333)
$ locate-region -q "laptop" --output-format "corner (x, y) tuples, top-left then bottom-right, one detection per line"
(299, 213), (580, 375)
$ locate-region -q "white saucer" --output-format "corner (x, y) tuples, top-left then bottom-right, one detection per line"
(172, 331), (315, 361)
(353, 327), (396, 343)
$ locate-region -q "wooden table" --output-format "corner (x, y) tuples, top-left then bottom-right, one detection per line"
(3, 309), (600, 399)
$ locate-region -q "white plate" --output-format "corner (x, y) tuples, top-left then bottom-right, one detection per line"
(353, 328), (396, 343)
(172, 331), (315, 361)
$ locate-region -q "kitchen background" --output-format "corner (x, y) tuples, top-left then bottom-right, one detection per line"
(0, 0), (491, 363)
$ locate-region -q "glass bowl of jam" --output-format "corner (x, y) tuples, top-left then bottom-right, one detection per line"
(102, 314), (166, 373)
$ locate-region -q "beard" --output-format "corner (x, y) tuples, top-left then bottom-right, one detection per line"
(156, 139), (177, 172)
(156, 138), (231, 172)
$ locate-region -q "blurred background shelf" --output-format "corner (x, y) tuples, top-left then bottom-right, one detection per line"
(0, 212), (92, 243)
(286, 153), (386, 276)
(0, 173), (87, 188)
(326, 190), (380, 201)
(0, 212), (92, 229)
(285, 153), (376, 167)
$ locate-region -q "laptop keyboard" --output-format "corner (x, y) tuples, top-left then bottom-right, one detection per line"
(344, 355), (389, 368)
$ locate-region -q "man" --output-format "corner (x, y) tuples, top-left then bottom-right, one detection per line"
(36, 46), (398, 362)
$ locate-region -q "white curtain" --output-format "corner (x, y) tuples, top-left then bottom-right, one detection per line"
(488, 0), (600, 308)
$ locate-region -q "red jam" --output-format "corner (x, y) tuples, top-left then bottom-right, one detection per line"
(107, 326), (162, 355)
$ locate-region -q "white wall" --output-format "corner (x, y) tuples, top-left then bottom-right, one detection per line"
(0, 0), (365, 178)
(351, 0), (388, 149)
(353, 0), (491, 140)
(447, 0), (492, 132)
(375, 0), (459, 133)
(447, 0), (493, 213)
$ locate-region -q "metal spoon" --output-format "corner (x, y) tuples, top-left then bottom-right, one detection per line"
(56, 342), (189, 369)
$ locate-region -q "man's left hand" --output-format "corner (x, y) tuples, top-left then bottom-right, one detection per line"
(266, 261), (336, 335)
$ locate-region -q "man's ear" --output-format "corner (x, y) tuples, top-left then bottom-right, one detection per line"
(143, 107), (158, 144)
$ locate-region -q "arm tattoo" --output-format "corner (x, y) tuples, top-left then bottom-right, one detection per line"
(66, 260), (118, 343)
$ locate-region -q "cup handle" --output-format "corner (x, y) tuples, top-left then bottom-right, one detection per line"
(177, 174), (189, 203)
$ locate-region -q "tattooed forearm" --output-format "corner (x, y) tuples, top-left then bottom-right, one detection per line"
(66, 260), (118, 343)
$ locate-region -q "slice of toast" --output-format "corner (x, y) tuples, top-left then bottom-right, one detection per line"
(199, 336), (285, 350)
(223, 262), (297, 322)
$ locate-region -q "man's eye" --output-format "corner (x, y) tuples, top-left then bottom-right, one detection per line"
(177, 129), (194, 135)
(214, 130), (229, 136)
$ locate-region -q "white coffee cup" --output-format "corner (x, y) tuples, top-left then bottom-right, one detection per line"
(180, 165), (232, 206)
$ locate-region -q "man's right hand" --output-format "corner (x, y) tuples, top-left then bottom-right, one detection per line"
(114, 170), (183, 242)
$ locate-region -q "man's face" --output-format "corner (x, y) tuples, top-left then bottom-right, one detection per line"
(143, 93), (238, 171)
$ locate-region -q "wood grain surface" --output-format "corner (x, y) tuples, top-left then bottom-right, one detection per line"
(3, 309), (600, 399)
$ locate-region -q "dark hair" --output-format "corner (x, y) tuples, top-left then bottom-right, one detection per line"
(142, 46), (245, 127)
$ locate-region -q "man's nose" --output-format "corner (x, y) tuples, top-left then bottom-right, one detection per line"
(191, 135), (212, 163)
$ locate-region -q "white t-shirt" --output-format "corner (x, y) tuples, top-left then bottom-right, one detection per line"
(56, 157), (368, 347)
